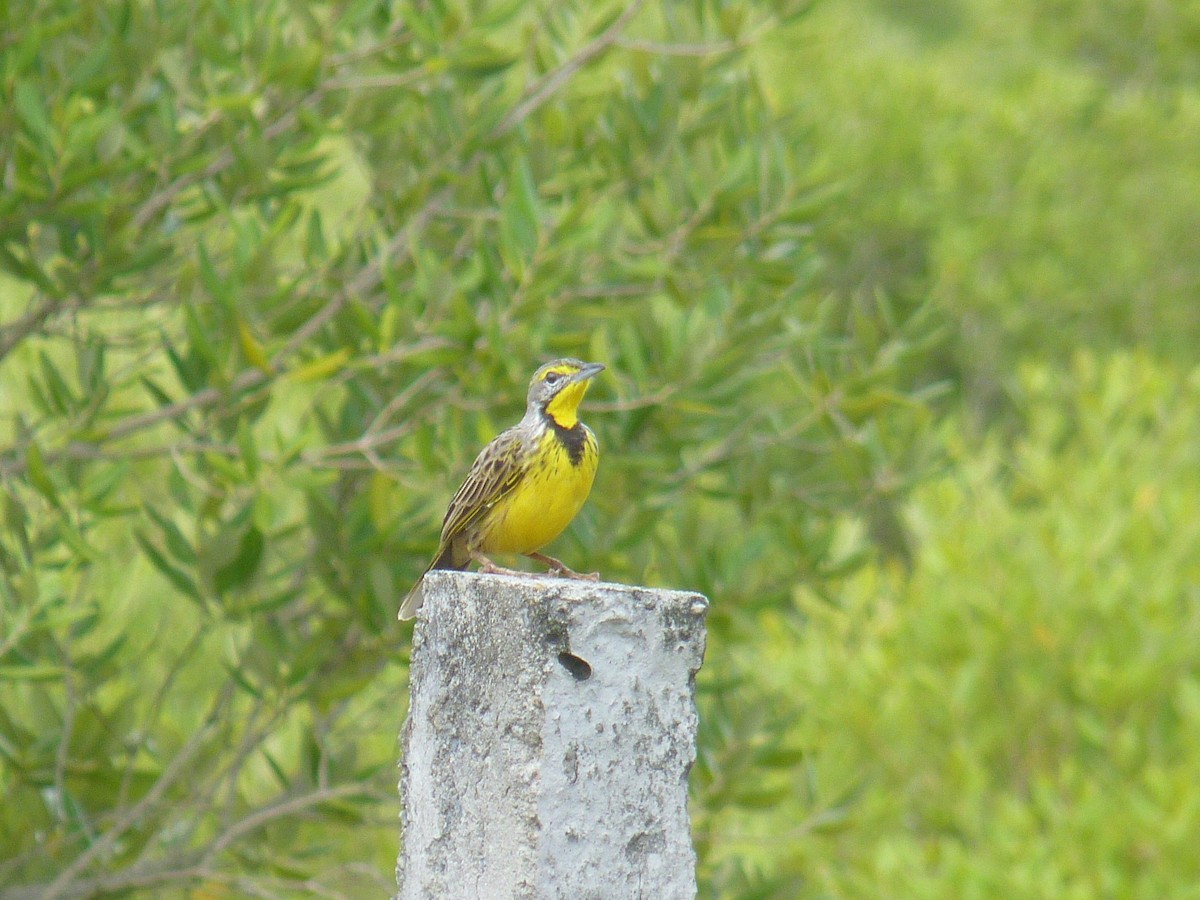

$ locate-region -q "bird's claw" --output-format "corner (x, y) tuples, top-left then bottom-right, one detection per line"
(560, 568), (600, 582)
(473, 554), (524, 577)
(526, 552), (600, 582)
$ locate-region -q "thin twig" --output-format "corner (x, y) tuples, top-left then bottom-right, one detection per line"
(493, 0), (648, 138)
(278, 190), (452, 359)
(52, 644), (79, 833)
(613, 37), (739, 56)
(0, 296), (68, 363)
(40, 685), (234, 899)
(202, 783), (372, 862)
(117, 625), (209, 812)
(325, 71), (429, 91)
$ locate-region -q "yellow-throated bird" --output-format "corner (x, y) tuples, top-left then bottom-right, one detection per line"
(398, 359), (604, 620)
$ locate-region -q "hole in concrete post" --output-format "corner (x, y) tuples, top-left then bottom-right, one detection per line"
(556, 651), (592, 681)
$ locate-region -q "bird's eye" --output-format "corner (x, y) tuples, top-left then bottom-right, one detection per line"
(544, 372), (562, 384)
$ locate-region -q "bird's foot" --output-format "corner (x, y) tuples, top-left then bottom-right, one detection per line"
(527, 552), (600, 582)
(472, 553), (525, 577)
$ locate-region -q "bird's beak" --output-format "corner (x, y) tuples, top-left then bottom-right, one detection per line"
(571, 362), (605, 384)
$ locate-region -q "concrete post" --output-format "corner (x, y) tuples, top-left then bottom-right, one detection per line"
(397, 570), (708, 899)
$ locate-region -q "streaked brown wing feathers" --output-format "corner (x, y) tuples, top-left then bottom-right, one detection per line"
(438, 427), (528, 547)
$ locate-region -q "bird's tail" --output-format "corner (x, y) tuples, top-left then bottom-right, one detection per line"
(396, 578), (425, 621)
(397, 547), (462, 621)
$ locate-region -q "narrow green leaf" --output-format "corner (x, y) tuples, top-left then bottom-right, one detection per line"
(197, 242), (234, 309)
(223, 662), (263, 698)
(731, 785), (788, 809)
(0, 664), (65, 682)
(501, 158), (540, 263)
(134, 530), (202, 602)
(25, 443), (60, 506)
(237, 319), (271, 373)
(2, 490), (31, 560)
(287, 348), (350, 383)
(78, 634), (128, 675)
(754, 744), (808, 769)
(162, 332), (207, 393)
(261, 747), (291, 789)
(182, 301), (218, 366)
(39, 351), (76, 414)
(238, 419), (259, 479)
(304, 208), (326, 261)
(81, 461), (127, 508)
(140, 376), (176, 409)
(14, 80), (56, 151)
(77, 336), (106, 393)
(453, 39), (519, 77)
(213, 526), (264, 594)
(54, 518), (97, 561)
(145, 505), (196, 565)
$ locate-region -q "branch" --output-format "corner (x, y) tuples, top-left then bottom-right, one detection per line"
(613, 37), (740, 56)
(493, 0), (648, 138)
(113, 371), (266, 441)
(203, 783), (372, 863)
(1, 3), (648, 476)
(40, 686), (233, 899)
(0, 295), (66, 364)
(278, 188), (453, 361)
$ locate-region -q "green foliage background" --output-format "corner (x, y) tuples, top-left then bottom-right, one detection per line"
(1, 0), (1196, 896)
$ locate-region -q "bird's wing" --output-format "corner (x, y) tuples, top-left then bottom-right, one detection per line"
(437, 426), (530, 549)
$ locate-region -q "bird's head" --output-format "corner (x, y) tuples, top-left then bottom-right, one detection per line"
(527, 358), (605, 429)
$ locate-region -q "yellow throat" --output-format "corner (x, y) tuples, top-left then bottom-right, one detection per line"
(542, 375), (591, 429)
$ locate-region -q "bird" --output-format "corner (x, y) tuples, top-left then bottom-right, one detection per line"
(397, 358), (605, 620)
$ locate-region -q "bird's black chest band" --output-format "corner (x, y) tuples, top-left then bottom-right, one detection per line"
(542, 412), (588, 465)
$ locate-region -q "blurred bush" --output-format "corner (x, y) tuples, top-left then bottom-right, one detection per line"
(0, 0), (942, 894)
(696, 352), (1200, 896)
(757, 0), (1200, 414)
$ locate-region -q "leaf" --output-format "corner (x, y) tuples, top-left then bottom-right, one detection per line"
(754, 744), (808, 769)
(77, 633), (128, 677)
(162, 331), (208, 393)
(499, 157), (541, 270)
(39, 351), (76, 414)
(367, 472), (396, 531)
(55, 518), (97, 561)
(453, 39), (519, 77)
(197, 241), (234, 309)
(237, 319), (271, 373)
(305, 208), (326, 261)
(0, 664), (65, 682)
(182, 302), (218, 367)
(25, 442), (60, 507)
(287, 348), (350, 383)
(379, 303), (398, 352)
(140, 375), (176, 409)
(14, 80), (56, 151)
(80, 460), (127, 508)
(223, 662), (263, 698)
(2, 490), (31, 563)
(145, 505), (196, 565)
(77, 335), (106, 393)
(238, 419), (259, 479)
(213, 526), (264, 594)
(134, 530), (203, 603)
(730, 784), (788, 809)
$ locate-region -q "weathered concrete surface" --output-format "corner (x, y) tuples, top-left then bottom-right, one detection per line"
(397, 570), (708, 900)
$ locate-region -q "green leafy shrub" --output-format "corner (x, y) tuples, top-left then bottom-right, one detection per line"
(756, 0), (1200, 409)
(0, 0), (939, 894)
(696, 352), (1200, 897)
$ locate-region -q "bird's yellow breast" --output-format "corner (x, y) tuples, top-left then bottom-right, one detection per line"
(480, 427), (597, 555)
